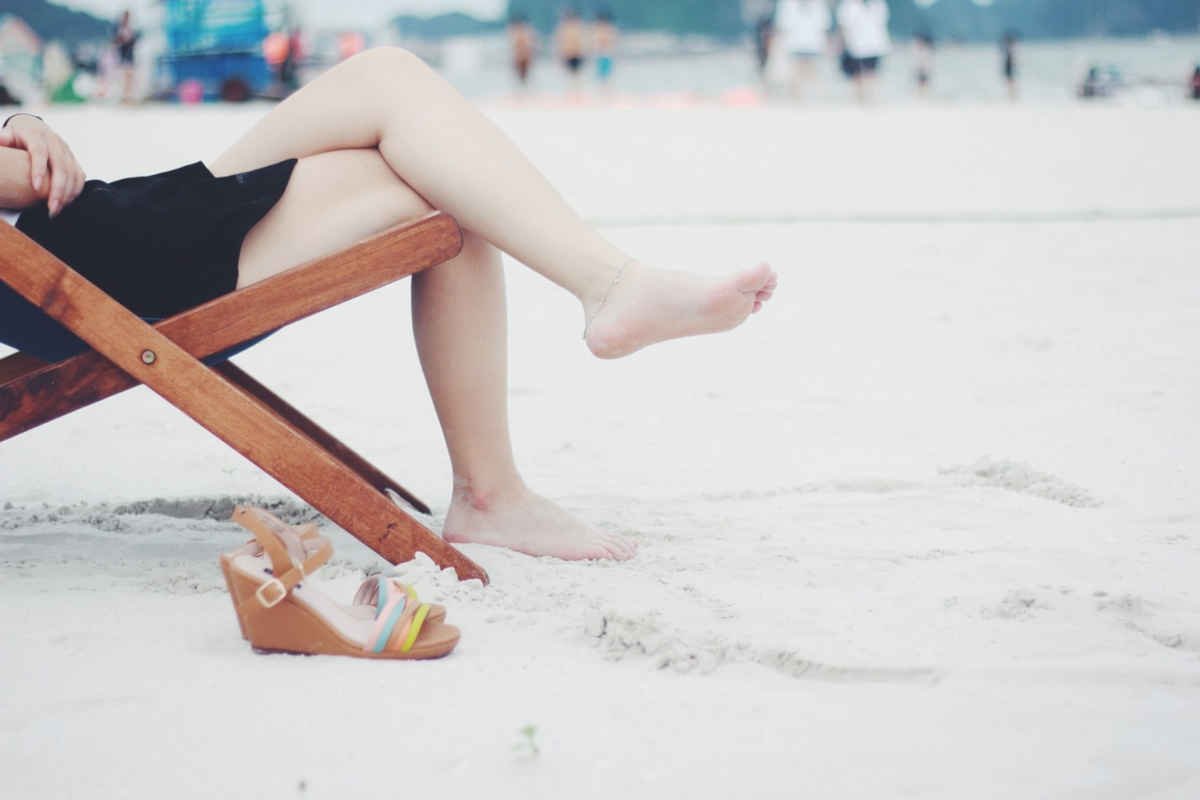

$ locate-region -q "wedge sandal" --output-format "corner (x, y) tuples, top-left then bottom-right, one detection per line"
(224, 506), (448, 628)
(220, 506), (459, 659)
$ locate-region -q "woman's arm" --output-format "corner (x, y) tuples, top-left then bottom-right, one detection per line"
(0, 115), (86, 216)
(0, 146), (46, 210)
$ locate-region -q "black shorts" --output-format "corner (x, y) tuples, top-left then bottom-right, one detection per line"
(1, 159), (295, 361)
(564, 56), (584, 73)
(849, 55), (880, 76)
(839, 51), (856, 78)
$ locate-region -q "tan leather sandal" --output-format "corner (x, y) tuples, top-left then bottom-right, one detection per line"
(220, 506), (459, 659)
(224, 507), (448, 629)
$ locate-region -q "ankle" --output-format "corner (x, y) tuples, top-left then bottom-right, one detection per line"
(450, 474), (527, 512)
(578, 258), (636, 309)
(582, 260), (639, 339)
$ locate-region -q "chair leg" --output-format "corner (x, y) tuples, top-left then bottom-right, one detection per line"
(214, 361), (432, 514)
(0, 350), (131, 443)
(0, 229), (488, 583)
(0, 352), (46, 385)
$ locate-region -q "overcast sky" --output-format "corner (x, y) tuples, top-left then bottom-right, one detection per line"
(59, 1), (507, 28)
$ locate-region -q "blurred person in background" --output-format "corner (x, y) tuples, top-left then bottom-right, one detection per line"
(913, 32), (933, 97)
(837, 0), (889, 103)
(264, 31), (289, 91)
(337, 31), (366, 62)
(508, 13), (537, 87)
(835, 29), (854, 83)
(1002, 31), (1019, 102)
(754, 11), (774, 82)
(1190, 64), (1199, 100)
(96, 30), (119, 100)
(773, 0), (830, 99)
(556, 8), (587, 90)
(593, 8), (618, 87)
(267, 28), (311, 96)
(112, 9), (140, 104)
(280, 27), (304, 93)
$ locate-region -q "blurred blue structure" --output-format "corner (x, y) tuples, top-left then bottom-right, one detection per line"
(160, 0), (274, 100)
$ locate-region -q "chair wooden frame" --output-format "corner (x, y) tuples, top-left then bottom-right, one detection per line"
(0, 212), (489, 584)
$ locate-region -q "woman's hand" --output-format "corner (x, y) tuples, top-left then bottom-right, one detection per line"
(0, 115), (86, 217)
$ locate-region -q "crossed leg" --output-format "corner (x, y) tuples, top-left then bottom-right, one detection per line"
(213, 48), (776, 356)
(212, 48), (777, 560)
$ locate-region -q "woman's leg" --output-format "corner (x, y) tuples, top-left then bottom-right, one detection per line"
(238, 149), (635, 560)
(121, 66), (134, 103)
(412, 233), (634, 560)
(212, 47), (776, 359)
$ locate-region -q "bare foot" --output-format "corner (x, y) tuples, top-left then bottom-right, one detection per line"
(443, 485), (636, 561)
(584, 261), (778, 359)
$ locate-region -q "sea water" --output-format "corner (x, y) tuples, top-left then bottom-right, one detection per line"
(446, 34), (1200, 105)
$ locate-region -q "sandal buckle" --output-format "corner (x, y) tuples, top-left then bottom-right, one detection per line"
(255, 578), (288, 608)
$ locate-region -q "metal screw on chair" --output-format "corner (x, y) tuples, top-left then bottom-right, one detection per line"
(141, 349), (157, 365)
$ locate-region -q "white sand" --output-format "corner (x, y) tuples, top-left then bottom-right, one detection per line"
(2, 102), (1200, 799)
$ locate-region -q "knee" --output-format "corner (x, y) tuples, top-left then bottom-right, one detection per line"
(345, 149), (434, 219)
(290, 149), (433, 225)
(381, 186), (434, 222)
(355, 46), (431, 78)
(415, 231), (501, 290)
(460, 231), (502, 269)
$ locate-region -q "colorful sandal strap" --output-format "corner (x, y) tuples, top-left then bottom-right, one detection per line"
(367, 584), (408, 653)
(396, 604), (432, 654)
(361, 576), (432, 654)
(352, 575), (419, 612)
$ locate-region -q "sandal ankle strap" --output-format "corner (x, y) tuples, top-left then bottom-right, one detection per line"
(232, 506), (332, 608)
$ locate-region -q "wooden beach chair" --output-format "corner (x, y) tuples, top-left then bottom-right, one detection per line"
(0, 212), (489, 584)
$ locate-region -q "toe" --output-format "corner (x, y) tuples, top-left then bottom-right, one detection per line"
(603, 538), (628, 560)
(599, 546), (622, 561)
(584, 544), (612, 561)
(734, 263), (774, 294)
(760, 271), (778, 293)
(603, 534), (637, 561)
(596, 536), (622, 560)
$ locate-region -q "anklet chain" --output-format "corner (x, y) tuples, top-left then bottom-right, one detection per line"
(583, 259), (632, 340)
